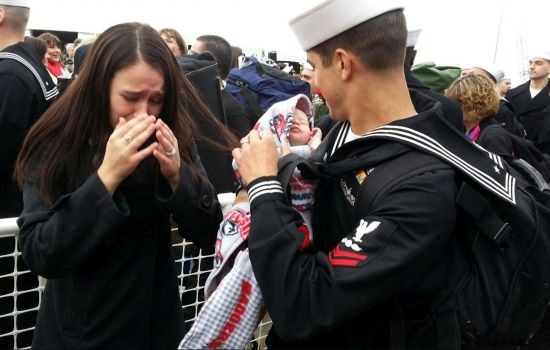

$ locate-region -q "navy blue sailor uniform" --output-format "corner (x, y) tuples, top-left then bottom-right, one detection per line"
(505, 80), (550, 154)
(245, 92), (465, 349)
(0, 41), (59, 218)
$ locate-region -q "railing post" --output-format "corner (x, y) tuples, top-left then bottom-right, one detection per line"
(0, 217), (18, 238)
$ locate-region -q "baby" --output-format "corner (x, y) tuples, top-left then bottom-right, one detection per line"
(227, 93), (321, 265)
(179, 94), (321, 350)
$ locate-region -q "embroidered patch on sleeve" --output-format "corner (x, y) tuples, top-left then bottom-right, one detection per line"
(328, 219), (381, 267)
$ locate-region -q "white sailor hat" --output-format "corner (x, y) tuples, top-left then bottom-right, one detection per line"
(407, 28), (421, 48)
(529, 50), (550, 62)
(289, 0), (404, 51)
(477, 64), (505, 83)
(0, 0), (31, 8)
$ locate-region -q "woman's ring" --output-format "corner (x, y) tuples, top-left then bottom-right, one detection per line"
(165, 146), (176, 156)
(240, 136), (250, 144)
(123, 134), (133, 144)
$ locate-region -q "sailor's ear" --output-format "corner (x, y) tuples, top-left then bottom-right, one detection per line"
(0, 8), (6, 25)
(335, 48), (354, 82)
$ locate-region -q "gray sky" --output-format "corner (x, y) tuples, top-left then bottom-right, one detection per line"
(28, 0), (549, 87)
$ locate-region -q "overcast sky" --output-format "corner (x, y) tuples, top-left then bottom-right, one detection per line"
(27, 0), (549, 87)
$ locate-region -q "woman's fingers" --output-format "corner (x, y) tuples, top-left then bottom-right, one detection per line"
(154, 119), (178, 156)
(114, 115), (157, 150)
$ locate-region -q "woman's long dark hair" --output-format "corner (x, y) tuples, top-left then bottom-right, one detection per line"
(16, 22), (237, 205)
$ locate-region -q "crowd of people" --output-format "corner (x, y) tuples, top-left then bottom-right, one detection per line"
(1, 0), (550, 349)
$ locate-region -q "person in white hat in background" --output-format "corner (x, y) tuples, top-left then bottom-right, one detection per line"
(0, 2), (57, 347)
(300, 61), (316, 96)
(505, 50), (550, 153)
(232, 0), (466, 348)
(404, 27), (464, 132)
(302, 60), (336, 135)
(498, 76), (512, 97)
(461, 63), (505, 84)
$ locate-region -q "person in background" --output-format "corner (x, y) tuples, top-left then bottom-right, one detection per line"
(445, 73), (513, 157)
(233, 0), (460, 348)
(37, 32), (69, 83)
(302, 60), (332, 134)
(190, 34), (251, 138)
(506, 50), (550, 153)
(73, 40), (93, 78)
(0, 1), (58, 348)
(14, 22), (231, 350)
(461, 65), (503, 81)
(63, 42), (75, 74)
(498, 77), (512, 97)
(0, 3), (58, 219)
(159, 27), (187, 57)
(462, 63), (526, 137)
(230, 45), (243, 69)
(24, 35), (47, 65)
(300, 61), (316, 95)
(53, 39), (95, 95)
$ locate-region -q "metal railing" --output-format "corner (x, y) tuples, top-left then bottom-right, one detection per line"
(0, 216), (271, 349)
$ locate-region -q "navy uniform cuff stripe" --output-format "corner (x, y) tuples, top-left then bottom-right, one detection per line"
(247, 177), (283, 205)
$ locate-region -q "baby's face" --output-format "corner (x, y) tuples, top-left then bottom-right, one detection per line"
(288, 109), (311, 146)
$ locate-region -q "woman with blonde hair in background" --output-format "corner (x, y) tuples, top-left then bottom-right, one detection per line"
(445, 73), (513, 157)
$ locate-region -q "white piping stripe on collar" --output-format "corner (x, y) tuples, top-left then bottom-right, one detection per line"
(472, 141), (504, 169)
(490, 153), (503, 168)
(0, 52), (59, 101)
(367, 125), (516, 204)
(331, 121), (351, 156)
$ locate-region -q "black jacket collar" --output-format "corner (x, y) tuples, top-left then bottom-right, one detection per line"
(506, 79), (550, 114)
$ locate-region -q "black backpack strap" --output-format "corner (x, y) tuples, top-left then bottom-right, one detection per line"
(277, 153), (323, 204)
(239, 85), (264, 120)
(512, 159), (550, 194)
(455, 182), (512, 246)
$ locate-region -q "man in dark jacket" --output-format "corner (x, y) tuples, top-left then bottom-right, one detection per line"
(505, 51), (550, 153)
(190, 34), (252, 137)
(0, 1), (57, 348)
(233, 1), (460, 348)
